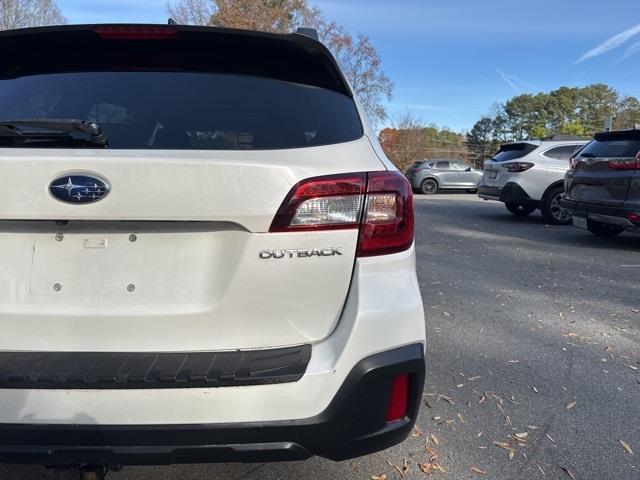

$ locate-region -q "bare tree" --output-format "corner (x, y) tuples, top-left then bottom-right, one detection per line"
(209, 0), (307, 33)
(0, 0), (65, 30)
(327, 31), (393, 125)
(166, 0), (393, 125)
(379, 110), (427, 172)
(167, 0), (214, 25)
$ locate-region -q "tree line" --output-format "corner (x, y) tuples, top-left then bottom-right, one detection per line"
(379, 112), (468, 172)
(380, 84), (640, 172)
(466, 84), (640, 167)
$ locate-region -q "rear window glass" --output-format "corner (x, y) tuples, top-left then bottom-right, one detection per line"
(435, 161), (450, 169)
(492, 143), (537, 162)
(578, 136), (640, 159)
(0, 72), (363, 150)
(543, 145), (581, 160)
(408, 161), (428, 169)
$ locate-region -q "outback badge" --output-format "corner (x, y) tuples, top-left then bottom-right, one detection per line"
(259, 247), (343, 259)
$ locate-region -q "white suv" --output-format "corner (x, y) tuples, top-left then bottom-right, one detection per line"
(0, 24), (425, 476)
(478, 136), (588, 224)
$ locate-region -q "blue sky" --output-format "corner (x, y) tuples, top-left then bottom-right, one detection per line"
(58, 0), (640, 131)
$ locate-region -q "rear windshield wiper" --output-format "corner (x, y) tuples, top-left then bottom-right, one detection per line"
(0, 119), (107, 147)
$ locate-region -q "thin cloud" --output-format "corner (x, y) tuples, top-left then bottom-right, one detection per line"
(496, 68), (521, 93)
(616, 41), (640, 64)
(575, 23), (640, 64)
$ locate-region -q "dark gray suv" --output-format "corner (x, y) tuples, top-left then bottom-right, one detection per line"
(562, 129), (640, 237)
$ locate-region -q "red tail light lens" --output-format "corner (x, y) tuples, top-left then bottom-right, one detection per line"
(95, 26), (179, 40)
(358, 172), (414, 257)
(386, 373), (410, 422)
(607, 152), (640, 171)
(626, 213), (640, 224)
(505, 162), (534, 173)
(270, 171), (414, 257)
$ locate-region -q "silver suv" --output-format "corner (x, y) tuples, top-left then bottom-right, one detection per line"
(405, 159), (482, 194)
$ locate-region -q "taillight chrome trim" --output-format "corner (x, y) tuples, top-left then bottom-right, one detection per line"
(269, 173), (366, 232)
(269, 171), (415, 257)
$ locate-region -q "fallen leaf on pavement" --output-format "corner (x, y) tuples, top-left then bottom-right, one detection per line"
(469, 466), (487, 474)
(438, 394), (455, 405)
(430, 433), (439, 445)
(371, 475), (386, 480)
(532, 386), (539, 393)
(560, 466), (576, 479)
(493, 440), (516, 459)
(566, 401), (577, 410)
(620, 440), (634, 455)
(387, 459), (409, 476)
(419, 462), (446, 474)
(514, 432), (528, 440)
(426, 446), (438, 462)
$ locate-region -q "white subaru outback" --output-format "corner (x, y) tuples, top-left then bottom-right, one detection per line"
(478, 136), (588, 224)
(0, 24), (425, 476)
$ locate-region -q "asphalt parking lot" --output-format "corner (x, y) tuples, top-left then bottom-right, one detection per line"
(3, 193), (639, 480)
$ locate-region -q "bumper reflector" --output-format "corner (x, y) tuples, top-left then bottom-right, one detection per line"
(386, 373), (410, 422)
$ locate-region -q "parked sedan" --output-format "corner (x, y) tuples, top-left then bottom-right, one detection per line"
(562, 129), (640, 237)
(406, 159), (482, 194)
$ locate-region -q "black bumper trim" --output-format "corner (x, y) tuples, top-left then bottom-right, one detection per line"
(0, 343), (426, 466)
(479, 183), (540, 208)
(0, 345), (311, 389)
(560, 199), (638, 228)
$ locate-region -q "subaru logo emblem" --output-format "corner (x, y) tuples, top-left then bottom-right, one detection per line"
(49, 173), (110, 204)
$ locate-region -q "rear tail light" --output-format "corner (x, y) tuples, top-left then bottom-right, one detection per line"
(569, 157), (580, 170)
(607, 152), (640, 170)
(95, 26), (180, 40)
(358, 172), (414, 257)
(386, 373), (410, 422)
(270, 171), (414, 257)
(504, 162), (534, 173)
(626, 212), (640, 224)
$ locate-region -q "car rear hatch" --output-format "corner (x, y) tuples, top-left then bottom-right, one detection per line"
(0, 24), (391, 352)
(482, 142), (538, 187)
(405, 162), (427, 179)
(565, 130), (640, 208)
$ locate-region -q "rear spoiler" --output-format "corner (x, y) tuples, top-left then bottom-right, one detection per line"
(594, 129), (640, 142)
(0, 24), (351, 96)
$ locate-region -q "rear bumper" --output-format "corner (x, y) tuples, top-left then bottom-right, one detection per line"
(478, 183), (539, 208)
(560, 199), (638, 229)
(0, 344), (425, 466)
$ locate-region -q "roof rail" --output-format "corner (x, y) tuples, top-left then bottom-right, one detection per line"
(541, 134), (588, 141)
(296, 27), (319, 41)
